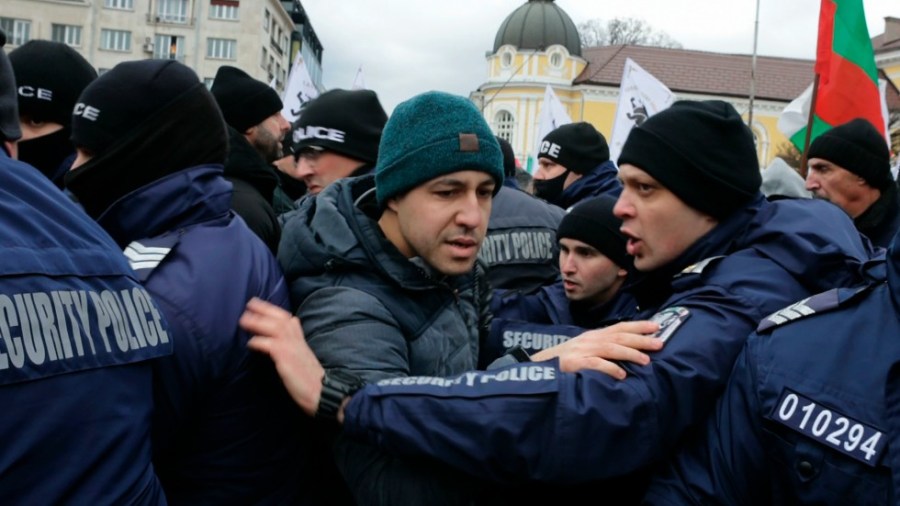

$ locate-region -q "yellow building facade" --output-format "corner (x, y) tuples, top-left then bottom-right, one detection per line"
(475, 0), (899, 169)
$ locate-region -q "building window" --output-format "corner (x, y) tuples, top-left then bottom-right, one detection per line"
(157, 0), (189, 24)
(207, 38), (236, 60)
(209, 0), (238, 20)
(549, 50), (563, 68)
(260, 47), (267, 69)
(263, 9), (270, 32)
(154, 34), (185, 61)
(0, 18), (31, 46)
(104, 0), (133, 9)
(203, 77), (215, 89)
(51, 24), (82, 47)
(100, 29), (131, 52)
(495, 111), (515, 143)
(501, 51), (512, 68)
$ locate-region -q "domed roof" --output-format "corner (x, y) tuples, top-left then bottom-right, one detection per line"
(493, 0), (582, 57)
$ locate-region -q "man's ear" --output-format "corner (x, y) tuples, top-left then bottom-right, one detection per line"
(386, 196), (401, 213)
(3, 139), (16, 160)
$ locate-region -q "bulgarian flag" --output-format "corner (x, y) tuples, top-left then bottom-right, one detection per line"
(778, 0), (886, 151)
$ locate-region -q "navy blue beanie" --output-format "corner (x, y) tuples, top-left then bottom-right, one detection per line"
(375, 91), (504, 207)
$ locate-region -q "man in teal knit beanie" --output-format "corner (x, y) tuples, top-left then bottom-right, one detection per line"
(375, 91), (504, 207)
(275, 90), (508, 503)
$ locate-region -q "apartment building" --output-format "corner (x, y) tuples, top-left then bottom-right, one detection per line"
(0, 0), (324, 92)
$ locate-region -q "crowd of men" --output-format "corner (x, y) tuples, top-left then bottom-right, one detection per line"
(3, 27), (900, 505)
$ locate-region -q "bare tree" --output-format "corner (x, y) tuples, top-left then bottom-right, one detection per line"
(578, 17), (682, 49)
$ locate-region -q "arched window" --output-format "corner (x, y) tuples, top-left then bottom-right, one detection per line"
(549, 51), (562, 68)
(501, 51), (513, 68)
(495, 110), (515, 143)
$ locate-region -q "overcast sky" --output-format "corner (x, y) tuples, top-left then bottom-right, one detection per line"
(298, 0), (897, 113)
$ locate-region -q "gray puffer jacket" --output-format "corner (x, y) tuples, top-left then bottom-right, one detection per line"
(277, 174), (491, 505)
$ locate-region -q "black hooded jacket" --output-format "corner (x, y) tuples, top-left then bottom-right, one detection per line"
(223, 126), (281, 253)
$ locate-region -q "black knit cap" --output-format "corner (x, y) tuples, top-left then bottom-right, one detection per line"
(211, 65), (283, 132)
(617, 100), (761, 219)
(0, 29), (21, 142)
(557, 194), (629, 269)
(539, 122), (610, 174)
(807, 118), (892, 190)
(71, 59), (204, 154)
(496, 136), (517, 178)
(292, 88), (387, 164)
(10, 40), (97, 127)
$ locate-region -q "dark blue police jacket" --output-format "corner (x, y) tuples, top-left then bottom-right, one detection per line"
(484, 282), (639, 366)
(646, 230), (900, 505)
(556, 159), (622, 210)
(0, 151), (171, 505)
(339, 194), (876, 489)
(94, 165), (311, 505)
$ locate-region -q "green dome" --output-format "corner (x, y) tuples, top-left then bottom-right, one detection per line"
(493, 0), (582, 57)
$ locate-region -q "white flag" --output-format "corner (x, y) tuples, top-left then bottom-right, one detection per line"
(778, 80), (890, 151)
(609, 58), (675, 162)
(281, 52), (320, 123)
(528, 85), (572, 174)
(351, 66), (366, 90)
(776, 82), (814, 149)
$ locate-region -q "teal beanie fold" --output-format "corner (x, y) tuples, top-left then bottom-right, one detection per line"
(375, 91), (504, 207)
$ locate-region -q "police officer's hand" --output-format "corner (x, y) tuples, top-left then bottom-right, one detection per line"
(240, 297), (325, 417)
(530, 321), (662, 379)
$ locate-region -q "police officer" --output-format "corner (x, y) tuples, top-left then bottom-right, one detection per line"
(532, 122), (621, 209)
(646, 230), (900, 504)
(0, 31), (170, 505)
(486, 195), (638, 363)
(482, 136), (566, 293)
(66, 60), (308, 504)
(9, 39), (97, 188)
(240, 100), (875, 503)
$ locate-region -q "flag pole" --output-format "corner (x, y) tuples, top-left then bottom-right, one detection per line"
(747, 0), (760, 129)
(799, 73), (820, 179)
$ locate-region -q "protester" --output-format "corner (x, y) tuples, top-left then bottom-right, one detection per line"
(211, 65), (289, 253)
(66, 59), (308, 505)
(292, 88), (387, 195)
(271, 134), (306, 214)
(806, 118), (900, 247)
(0, 32), (170, 505)
(481, 136), (566, 293)
(486, 194), (638, 363)
(9, 39), (96, 188)
(532, 122), (621, 208)
(761, 157), (811, 200)
(242, 100), (873, 503)
(646, 231), (900, 505)
(278, 91), (556, 504)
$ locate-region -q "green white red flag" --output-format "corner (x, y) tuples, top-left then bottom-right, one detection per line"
(778, 0), (886, 150)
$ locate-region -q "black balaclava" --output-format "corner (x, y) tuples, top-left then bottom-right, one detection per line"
(66, 60), (226, 220)
(17, 127), (73, 186)
(533, 170), (569, 206)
